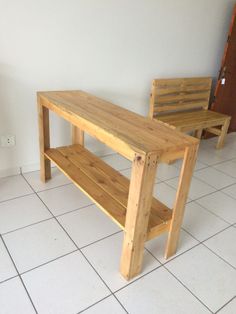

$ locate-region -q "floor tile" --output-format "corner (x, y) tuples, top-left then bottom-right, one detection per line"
(197, 149), (227, 165)
(217, 297), (236, 314)
(22, 251), (110, 314)
(204, 227), (236, 268)
(3, 219), (76, 273)
(166, 177), (215, 200)
(153, 182), (185, 209)
(145, 229), (199, 264)
(38, 184), (92, 216)
(83, 296), (126, 314)
(209, 146), (236, 160)
(82, 232), (160, 292)
(213, 160), (236, 178)
(0, 194), (52, 234)
(194, 167), (236, 189)
(222, 184), (236, 200)
(58, 205), (120, 248)
(174, 159), (208, 171)
(182, 202), (229, 242)
(166, 245), (236, 312)
(196, 191), (236, 224)
(23, 168), (70, 192)
(101, 154), (131, 171)
(0, 175), (33, 203)
(198, 138), (218, 150)
(116, 267), (211, 314)
(0, 277), (35, 314)
(0, 238), (17, 283)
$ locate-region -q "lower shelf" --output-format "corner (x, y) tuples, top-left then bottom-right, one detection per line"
(45, 144), (172, 240)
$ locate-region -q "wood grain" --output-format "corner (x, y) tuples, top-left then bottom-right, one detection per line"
(150, 77), (231, 148)
(38, 98), (51, 182)
(38, 90), (197, 161)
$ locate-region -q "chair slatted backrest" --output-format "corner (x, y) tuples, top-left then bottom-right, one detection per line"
(149, 77), (212, 118)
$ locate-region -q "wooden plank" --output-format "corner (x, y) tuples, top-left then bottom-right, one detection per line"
(206, 127), (222, 136)
(58, 145), (129, 208)
(45, 148), (127, 228)
(71, 125), (84, 146)
(120, 153), (158, 280)
(37, 100), (51, 182)
(154, 101), (209, 113)
(165, 144), (198, 259)
(156, 91), (211, 104)
(155, 85), (211, 96)
(157, 110), (229, 131)
(38, 90), (197, 160)
(152, 77), (212, 88)
(58, 144), (172, 227)
(150, 77), (212, 117)
(45, 146), (172, 239)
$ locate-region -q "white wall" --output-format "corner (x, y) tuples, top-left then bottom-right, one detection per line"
(0, 0), (235, 175)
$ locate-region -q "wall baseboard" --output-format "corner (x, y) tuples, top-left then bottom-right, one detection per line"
(0, 167), (21, 178)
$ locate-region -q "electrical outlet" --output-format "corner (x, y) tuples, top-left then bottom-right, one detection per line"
(0, 135), (16, 147)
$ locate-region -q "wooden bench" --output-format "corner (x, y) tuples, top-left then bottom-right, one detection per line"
(38, 90), (199, 280)
(149, 77), (231, 148)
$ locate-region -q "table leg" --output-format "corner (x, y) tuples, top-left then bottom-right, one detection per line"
(71, 125), (84, 146)
(38, 100), (51, 182)
(120, 153), (158, 280)
(165, 144), (198, 259)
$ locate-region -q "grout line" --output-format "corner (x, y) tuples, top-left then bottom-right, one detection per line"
(21, 175), (129, 314)
(1, 217), (54, 237)
(181, 226), (236, 270)
(202, 242), (236, 270)
(32, 182), (72, 193)
(0, 192), (35, 205)
(148, 242), (201, 268)
(54, 203), (95, 218)
(79, 231), (122, 250)
(192, 172), (236, 191)
(210, 164), (236, 180)
(113, 259), (163, 295)
(198, 155), (236, 167)
(19, 249), (79, 276)
(143, 246), (214, 313)
(163, 266), (214, 313)
(193, 200), (233, 224)
(0, 235), (38, 314)
(77, 294), (113, 314)
(215, 296), (236, 314)
(220, 188), (236, 201)
(0, 274), (19, 286)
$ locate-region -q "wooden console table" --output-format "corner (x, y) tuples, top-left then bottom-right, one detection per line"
(37, 90), (199, 280)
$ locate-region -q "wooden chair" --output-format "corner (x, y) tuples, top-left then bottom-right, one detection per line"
(149, 77), (231, 148)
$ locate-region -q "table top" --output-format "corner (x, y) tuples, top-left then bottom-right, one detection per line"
(38, 90), (198, 159)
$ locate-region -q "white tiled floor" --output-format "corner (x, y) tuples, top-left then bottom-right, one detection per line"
(0, 134), (236, 314)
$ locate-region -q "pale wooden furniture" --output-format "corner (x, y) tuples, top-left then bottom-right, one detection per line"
(149, 77), (231, 148)
(38, 90), (199, 280)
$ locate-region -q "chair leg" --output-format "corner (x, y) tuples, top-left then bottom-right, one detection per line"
(216, 118), (231, 149)
(194, 129), (203, 139)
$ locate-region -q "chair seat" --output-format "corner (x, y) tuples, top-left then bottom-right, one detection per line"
(156, 110), (229, 132)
